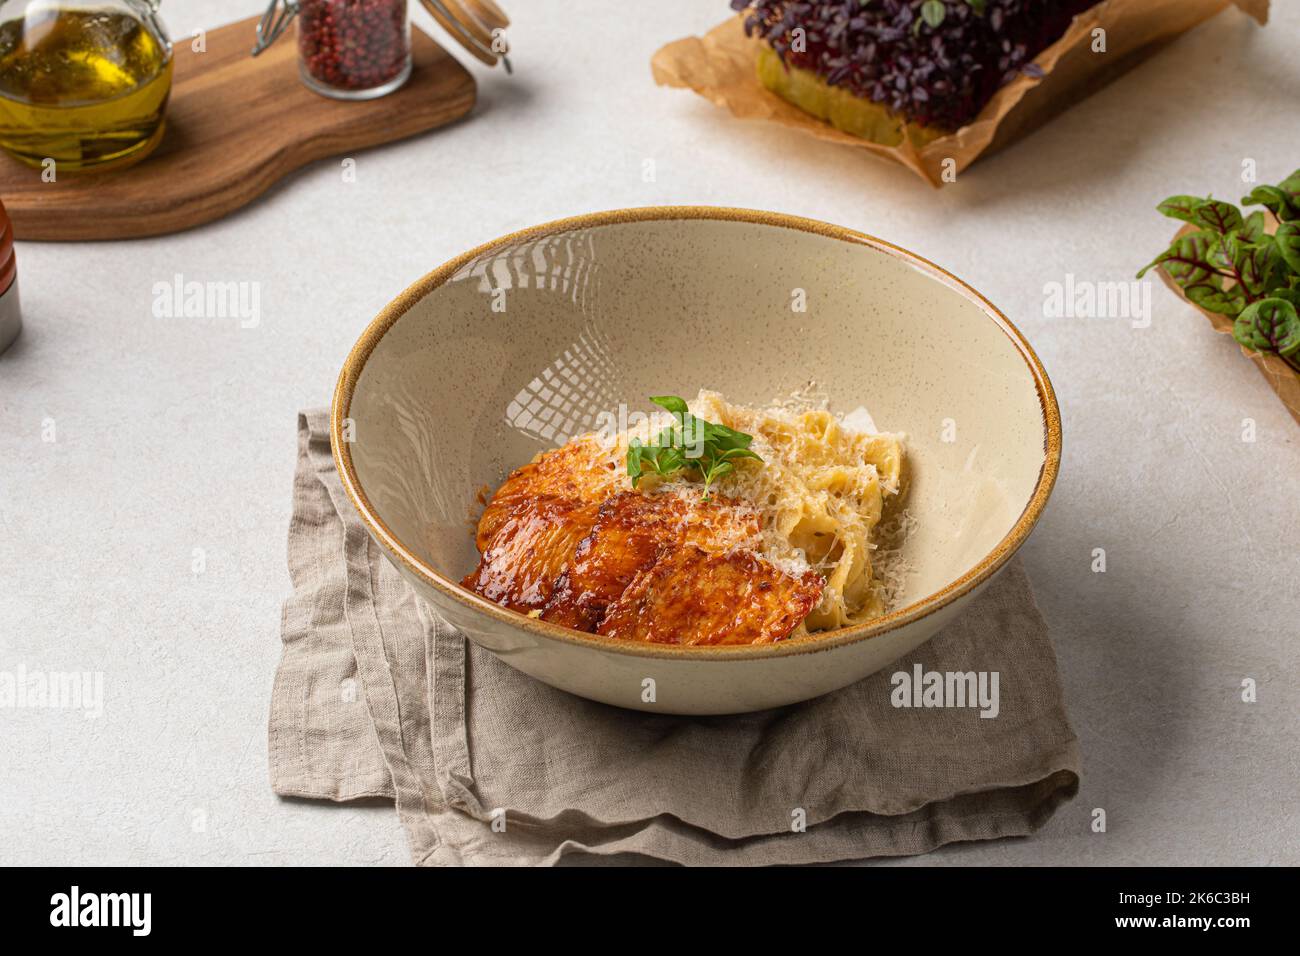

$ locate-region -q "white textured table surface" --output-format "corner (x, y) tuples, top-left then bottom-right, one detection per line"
(1, 0), (1296, 866)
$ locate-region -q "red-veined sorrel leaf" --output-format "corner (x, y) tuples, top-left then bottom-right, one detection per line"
(1233, 298), (1300, 358)
(1137, 232), (1218, 286)
(1274, 223), (1300, 275)
(1193, 200), (1245, 235)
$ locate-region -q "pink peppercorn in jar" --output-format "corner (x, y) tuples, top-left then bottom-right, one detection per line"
(253, 0), (412, 100)
(297, 0), (410, 99)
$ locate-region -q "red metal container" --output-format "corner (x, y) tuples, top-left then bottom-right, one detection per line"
(0, 196), (18, 353)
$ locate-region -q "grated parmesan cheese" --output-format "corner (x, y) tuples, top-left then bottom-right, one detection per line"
(574, 389), (910, 630)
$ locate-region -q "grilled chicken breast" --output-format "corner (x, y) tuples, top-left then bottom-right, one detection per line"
(463, 439), (823, 645)
(597, 545), (824, 646)
(460, 496), (599, 612)
(462, 440), (613, 611)
(474, 438), (615, 552)
(540, 490), (761, 631)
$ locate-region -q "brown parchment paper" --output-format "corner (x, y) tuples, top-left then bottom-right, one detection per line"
(1160, 221), (1300, 426)
(652, 0), (1269, 187)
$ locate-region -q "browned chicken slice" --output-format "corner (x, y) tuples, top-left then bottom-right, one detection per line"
(475, 438), (615, 552)
(540, 491), (761, 632)
(464, 444), (797, 641)
(460, 496), (600, 613)
(597, 546), (824, 646)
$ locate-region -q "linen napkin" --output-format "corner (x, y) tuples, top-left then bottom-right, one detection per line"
(270, 410), (1081, 865)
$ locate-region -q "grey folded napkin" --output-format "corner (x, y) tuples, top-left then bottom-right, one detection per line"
(270, 410), (1081, 866)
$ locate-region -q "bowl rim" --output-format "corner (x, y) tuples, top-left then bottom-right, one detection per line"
(332, 206), (1061, 660)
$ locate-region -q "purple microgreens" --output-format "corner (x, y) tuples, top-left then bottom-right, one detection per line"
(734, 0), (1095, 130)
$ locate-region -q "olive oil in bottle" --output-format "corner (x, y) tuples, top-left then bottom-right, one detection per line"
(0, 5), (172, 171)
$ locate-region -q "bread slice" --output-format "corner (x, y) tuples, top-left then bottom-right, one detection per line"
(756, 46), (946, 148)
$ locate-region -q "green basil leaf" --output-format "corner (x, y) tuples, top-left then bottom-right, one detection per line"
(703, 422), (753, 451)
(680, 414), (710, 457)
(626, 396), (763, 494)
(626, 440), (645, 486)
(656, 446), (685, 475)
(650, 395), (690, 417)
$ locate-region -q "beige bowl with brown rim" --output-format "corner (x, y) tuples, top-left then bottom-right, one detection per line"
(332, 207), (1060, 715)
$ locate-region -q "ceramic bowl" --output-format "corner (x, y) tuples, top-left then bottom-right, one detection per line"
(332, 207), (1060, 715)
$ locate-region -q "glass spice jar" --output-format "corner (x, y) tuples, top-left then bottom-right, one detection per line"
(297, 0), (410, 98)
(253, 0), (411, 101)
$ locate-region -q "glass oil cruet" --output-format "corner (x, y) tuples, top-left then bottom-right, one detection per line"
(0, 0), (172, 171)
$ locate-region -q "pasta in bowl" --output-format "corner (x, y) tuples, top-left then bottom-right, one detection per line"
(332, 207), (1060, 714)
(462, 391), (909, 644)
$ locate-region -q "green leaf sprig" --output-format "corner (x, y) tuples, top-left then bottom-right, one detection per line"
(913, 1), (987, 34)
(1138, 169), (1300, 374)
(626, 396), (762, 501)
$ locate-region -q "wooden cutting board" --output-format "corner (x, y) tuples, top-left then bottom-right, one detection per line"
(0, 15), (476, 241)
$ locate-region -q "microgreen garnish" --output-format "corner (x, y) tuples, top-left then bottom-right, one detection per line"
(1137, 168), (1300, 374)
(626, 396), (763, 500)
(919, 1), (947, 30)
